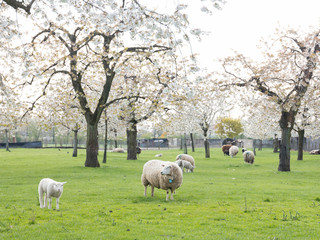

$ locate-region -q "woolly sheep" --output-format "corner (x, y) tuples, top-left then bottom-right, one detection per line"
(243, 150), (255, 164)
(112, 148), (125, 153)
(176, 154), (195, 168)
(141, 160), (183, 201)
(38, 178), (67, 210)
(222, 145), (232, 156)
(309, 149), (320, 155)
(229, 146), (239, 158)
(175, 159), (194, 173)
(155, 153), (163, 157)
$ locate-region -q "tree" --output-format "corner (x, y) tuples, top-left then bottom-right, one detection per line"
(215, 117), (243, 139)
(222, 28), (320, 171)
(3, 0), (36, 14)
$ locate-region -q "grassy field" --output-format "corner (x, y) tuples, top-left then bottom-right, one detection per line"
(0, 147), (320, 239)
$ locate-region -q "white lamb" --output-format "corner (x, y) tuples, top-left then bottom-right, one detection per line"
(175, 159), (194, 173)
(229, 146), (239, 158)
(38, 178), (67, 210)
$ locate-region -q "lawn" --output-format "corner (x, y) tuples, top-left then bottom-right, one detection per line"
(0, 147), (320, 239)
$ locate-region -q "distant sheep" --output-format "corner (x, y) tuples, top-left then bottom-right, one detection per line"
(112, 148), (125, 153)
(38, 178), (67, 210)
(141, 160), (183, 201)
(155, 153), (163, 157)
(243, 150), (255, 164)
(176, 154), (195, 169)
(175, 159), (194, 173)
(309, 149), (320, 155)
(222, 145), (232, 156)
(229, 146), (239, 158)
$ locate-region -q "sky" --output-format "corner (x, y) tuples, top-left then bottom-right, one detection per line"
(188, 0), (320, 69)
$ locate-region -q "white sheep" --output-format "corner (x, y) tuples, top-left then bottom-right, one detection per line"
(176, 154), (195, 169)
(155, 153), (163, 157)
(229, 146), (239, 158)
(38, 178), (67, 210)
(243, 150), (255, 164)
(141, 160), (183, 201)
(112, 148), (125, 153)
(175, 159), (194, 173)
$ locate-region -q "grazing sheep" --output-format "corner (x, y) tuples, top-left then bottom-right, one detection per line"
(243, 150), (255, 164)
(309, 149), (320, 155)
(222, 145), (232, 156)
(38, 178), (67, 210)
(155, 153), (163, 157)
(176, 154), (195, 168)
(229, 146), (239, 158)
(175, 159), (194, 173)
(112, 148), (125, 153)
(141, 160), (183, 201)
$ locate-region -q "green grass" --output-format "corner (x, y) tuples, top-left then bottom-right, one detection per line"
(1, 148), (320, 239)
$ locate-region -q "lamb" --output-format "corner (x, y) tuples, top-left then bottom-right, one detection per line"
(175, 159), (194, 173)
(222, 145), (232, 156)
(141, 160), (183, 201)
(175, 154), (195, 169)
(243, 150), (255, 164)
(112, 148), (125, 153)
(38, 178), (67, 210)
(229, 146), (239, 158)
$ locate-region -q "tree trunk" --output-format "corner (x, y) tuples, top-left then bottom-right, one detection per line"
(114, 129), (118, 148)
(203, 129), (210, 158)
(5, 129), (10, 152)
(297, 129), (304, 161)
(72, 129), (78, 157)
(180, 135), (183, 150)
(183, 133), (188, 154)
(85, 122), (100, 167)
(258, 139), (262, 151)
(278, 111), (292, 172)
(273, 134), (279, 153)
(103, 117), (108, 164)
(190, 133), (195, 152)
(127, 123), (137, 160)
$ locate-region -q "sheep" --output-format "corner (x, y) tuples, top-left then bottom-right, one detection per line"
(38, 178), (67, 210)
(243, 150), (255, 164)
(155, 153), (163, 157)
(175, 159), (194, 173)
(229, 146), (239, 158)
(112, 148), (125, 153)
(222, 145), (232, 156)
(176, 154), (195, 169)
(309, 149), (320, 155)
(141, 160), (183, 201)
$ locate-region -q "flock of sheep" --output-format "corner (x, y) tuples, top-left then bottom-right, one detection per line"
(38, 145), (254, 209)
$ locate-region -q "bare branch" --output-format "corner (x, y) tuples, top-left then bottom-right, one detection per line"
(4, 0), (36, 14)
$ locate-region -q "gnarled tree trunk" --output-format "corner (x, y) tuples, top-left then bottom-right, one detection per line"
(85, 122), (100, 167)
(72, 128), (78, 157)
(297, 129), (304, 161)
(278, 111), (294, 172)
(127, 122), (137, 160)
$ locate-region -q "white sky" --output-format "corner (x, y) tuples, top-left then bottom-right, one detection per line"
(188, 0), (320, 69)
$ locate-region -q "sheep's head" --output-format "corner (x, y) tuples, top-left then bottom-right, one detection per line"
(161, 164), (172, 175)
(54, 182), (67, 193)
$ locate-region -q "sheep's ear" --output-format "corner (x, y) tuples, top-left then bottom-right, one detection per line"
(61, 182), (67, 185)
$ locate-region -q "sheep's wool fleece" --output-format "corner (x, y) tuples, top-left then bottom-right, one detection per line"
(229, 146), (239, 157)
(141, 160), (183, 190)
(176, 154), (195, 167)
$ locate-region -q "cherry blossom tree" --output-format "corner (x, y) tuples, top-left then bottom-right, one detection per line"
(222, 28), (320, 171)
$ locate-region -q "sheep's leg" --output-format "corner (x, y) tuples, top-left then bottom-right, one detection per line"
(144, 186), (147, 197)
(44, 193), (48, 208)
(39, 190), (44, 208)
(48, 197), (52, 209)
(56, 197), (60, 210)
(170, 189), (174, 200)
(166, 190), (169, 201)
(151, 186), (154, 197)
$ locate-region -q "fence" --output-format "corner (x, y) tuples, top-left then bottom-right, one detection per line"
(0, 141), (42, 149)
